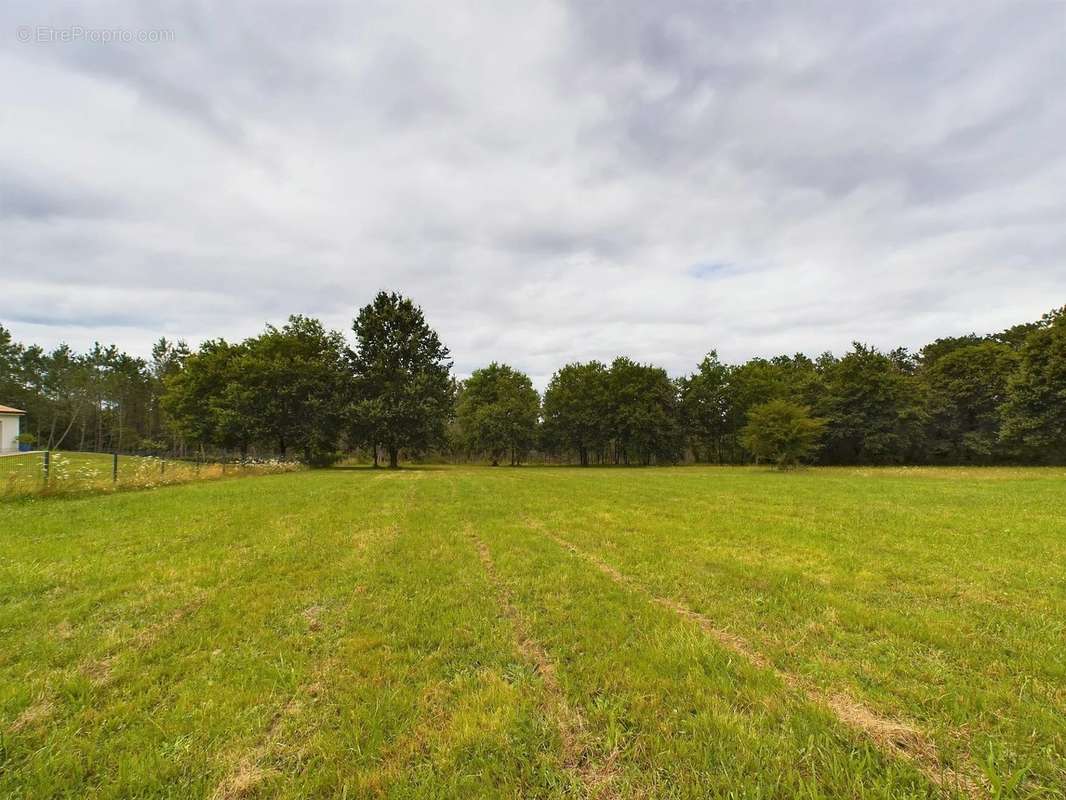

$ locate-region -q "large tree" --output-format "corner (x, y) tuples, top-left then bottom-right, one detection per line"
(1000, 308), (1066, 463)
(350, 292), (455, 468)
(720, 354), (822, 462)
(922, 341), (1018, 463)
(817, 343), (925, 464)
(0, 325), (21, 403)
(147, 337), (191, 450)
(607, 357), (682, 465)
(456, 363), (540, 465)
(678, 352), (731, 463)
(237, 316), (351, 465)
(541, 361), (611, 465)
(162, 340), (253, 455)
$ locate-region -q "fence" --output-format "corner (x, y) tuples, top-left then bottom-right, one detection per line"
(0, 450), (301, 498)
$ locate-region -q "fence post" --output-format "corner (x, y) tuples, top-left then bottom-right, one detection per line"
(113, 452), (118, 483)
(43, 450), (50, 486)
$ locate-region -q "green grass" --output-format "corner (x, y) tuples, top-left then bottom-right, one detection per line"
(1, 466), (1063, 798)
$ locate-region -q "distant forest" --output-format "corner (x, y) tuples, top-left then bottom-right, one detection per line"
(2, 295), (1064, 467)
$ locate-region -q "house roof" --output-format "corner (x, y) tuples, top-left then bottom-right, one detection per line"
(0, 405), (26, 414)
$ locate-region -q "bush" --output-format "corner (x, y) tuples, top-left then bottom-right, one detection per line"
(305, 450), (342, 468)
(741, 400), (825, 469)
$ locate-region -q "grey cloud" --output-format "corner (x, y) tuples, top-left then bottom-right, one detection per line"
(0, 169), (121, 220)
(1, 0), (1064, 387)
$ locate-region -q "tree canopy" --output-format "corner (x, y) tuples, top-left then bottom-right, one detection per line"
(741, 400), (826, 469)
(455, 363), (539, 465)
(349, 292), (455, 468)
(5, 302), (1066, 468)
(1000, 309), (1066, 463)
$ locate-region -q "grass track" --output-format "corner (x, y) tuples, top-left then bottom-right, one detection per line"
(1, 466), (1063, 798)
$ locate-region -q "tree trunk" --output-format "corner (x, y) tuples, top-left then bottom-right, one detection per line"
(388, 447), (399, 469)
(53, 407), (80, 450)
(373, 446), (379, 468)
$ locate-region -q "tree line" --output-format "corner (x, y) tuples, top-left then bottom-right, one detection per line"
(2, 293), (1064, 467)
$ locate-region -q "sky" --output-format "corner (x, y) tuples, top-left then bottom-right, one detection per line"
(2, 1), (1064, 387)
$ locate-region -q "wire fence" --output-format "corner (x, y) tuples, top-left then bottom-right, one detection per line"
(1, 450), (302, 499)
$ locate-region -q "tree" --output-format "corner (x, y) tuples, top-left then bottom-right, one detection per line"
(678, 352), (730, 463)
(919, 334), (985, 367)
(162, 340), (253, 455)
(350, 292), (455, 468)
(607, 357), (682, 465)
(456, 363), (540, 465)
(721, 354), (822, 462)
(1000, 307), (1066, 463)
(922, 341), (1018, 463)
(238, 316), (351, 465)
(817, 343), (925, 464)
(0, 325), (22, 402)
(741, 400), (825, 469)
(541, 361), (611, 465)
(148, 337), (190, 450)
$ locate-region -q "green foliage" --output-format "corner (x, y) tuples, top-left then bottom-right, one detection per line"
(817, 343), (925, 464)
(0, 325), (21, 402)
(239, 316), (350, 465)
(349, 291), (455, 467)
(922, 341), (1018, 462)
(607, 357), (682, 465)
(740, 399), (825, 468)
(919, 333), (985, 367)
(542, 359), (681, 465)
(541, 361), (611, 465)
(456, 363), (539, 465)
(162, 340), (250, 452)
(161, 318), (349, 466)
(678, 352), (731, 462)
(1000, 307), (1066, 462)
(7, 304), (1066, 467)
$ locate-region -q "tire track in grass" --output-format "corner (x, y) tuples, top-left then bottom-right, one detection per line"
(211, 656), (339, 800)
(4, 594), (211, 735)
(470, 529), (622, 800)
(5, 507), (321, 732)
(533, 523), (986, 800)
(206, 472), (420, 797)
(209, 518), (405, 800)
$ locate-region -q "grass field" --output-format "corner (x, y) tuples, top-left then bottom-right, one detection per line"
(1, 466), (1063, 799)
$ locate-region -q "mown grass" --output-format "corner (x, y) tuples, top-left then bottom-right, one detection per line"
(0, 465), (1062, 798)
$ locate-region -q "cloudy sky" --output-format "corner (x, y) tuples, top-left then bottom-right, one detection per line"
(2, 1), (1064, 386)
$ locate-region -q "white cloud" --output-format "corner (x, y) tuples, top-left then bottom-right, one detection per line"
(2, 0), (1064, 387)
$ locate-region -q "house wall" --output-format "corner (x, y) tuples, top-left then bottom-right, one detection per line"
(0, 414), (21, 453)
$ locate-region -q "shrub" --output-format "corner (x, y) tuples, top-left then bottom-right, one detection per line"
(741, 400), (826, 469)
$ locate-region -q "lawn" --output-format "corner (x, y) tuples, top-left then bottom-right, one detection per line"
(1, 466), (1063, 799)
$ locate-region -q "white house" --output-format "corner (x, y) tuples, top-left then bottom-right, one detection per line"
(0, 405), (26, 454)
